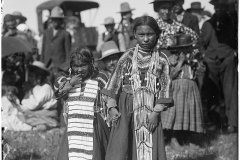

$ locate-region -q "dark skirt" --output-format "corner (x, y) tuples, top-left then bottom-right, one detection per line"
(57, 113), (110, 160)
(105, 91), (167, 160)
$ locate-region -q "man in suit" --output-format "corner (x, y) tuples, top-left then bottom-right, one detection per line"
(171, 0), (200, 35)
(96, 17), (126, 53)
(41, 6), (71, 69)
(200, 0), (237, 133)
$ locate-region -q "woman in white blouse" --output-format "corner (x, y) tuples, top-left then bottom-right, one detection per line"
(20, 61), (58, 130)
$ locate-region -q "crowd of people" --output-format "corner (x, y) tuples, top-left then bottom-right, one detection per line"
(1, 0), (238, 159)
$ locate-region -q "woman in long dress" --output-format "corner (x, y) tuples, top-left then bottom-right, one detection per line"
(151, 0), (205, 150)
(103, 16), (172, 160)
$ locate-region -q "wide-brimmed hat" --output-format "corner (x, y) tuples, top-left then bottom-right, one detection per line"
(29, 61), (50, 76)
(12, 11), (27, 22)
(118, 2), (135, 13)
(49, 6), (65, 19)
(149, 0), (175, 12)
(99, 41), (123, 60)
(102, 17), (115, 25)
(168, 34), (196, 50)
(189, 2), (204, 11)
(209, 0), (229, 5)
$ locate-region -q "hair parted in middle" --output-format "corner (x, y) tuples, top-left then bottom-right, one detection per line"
(70, 46), (94, 68)
(133, 16), (161, 40)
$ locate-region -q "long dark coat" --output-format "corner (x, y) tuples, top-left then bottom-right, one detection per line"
(171, 11), (200, 35)
(41, 28), (71, 68)
(200, 13), (238, 128)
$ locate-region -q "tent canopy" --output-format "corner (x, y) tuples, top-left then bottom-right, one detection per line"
(36, 0), (99, 13)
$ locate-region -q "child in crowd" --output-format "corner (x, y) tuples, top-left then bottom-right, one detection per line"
(55, 46), (109, 160)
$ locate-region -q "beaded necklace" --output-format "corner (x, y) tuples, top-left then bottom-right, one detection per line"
(131, 44), (160, 160)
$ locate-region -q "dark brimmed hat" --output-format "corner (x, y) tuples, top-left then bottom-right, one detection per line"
(29, 61), (50, 76)
(12, 11), (27, 22)
(149, 0), (175, 12)
(99, 41), (123, 60)
(189, 2), (204, 11)
(167, 34), (196, 50)
(118, 2), (135, 13)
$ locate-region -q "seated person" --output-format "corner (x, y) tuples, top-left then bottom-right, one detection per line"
(20, 61), (59, 130)
(2, 70), (32, 131)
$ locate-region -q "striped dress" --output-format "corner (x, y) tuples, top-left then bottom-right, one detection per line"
(55, 71), (110, 160)
(67, 79), (99, 160)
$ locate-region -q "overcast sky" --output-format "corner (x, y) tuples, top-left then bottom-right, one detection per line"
(2, 0), (214, 34)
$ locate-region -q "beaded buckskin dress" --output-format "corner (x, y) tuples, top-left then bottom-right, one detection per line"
(103, 45), (172, 160)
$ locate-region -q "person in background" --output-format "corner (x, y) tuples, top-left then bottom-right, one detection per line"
(151, 0), (199, 50)
(200, 11), (212, 29)
(37, 18), (53, 57)
(2, 14), (29, 41)
(41, 6), (71, 69)
(2, 53), (26, 101)
(20, 61), (58, 130)
(104, 16), (172, 160)
(41, 6), (71, 86)
(97, 17), (126, 53)
(2, 71), (32, 131)
(65, 16), (80, 44)
(171, 0), (200, 35)
(99, 41), (123, 78)
(117, 2), (137, 49)
(186, 2), (204, 29)
(12, 11), (27, 26)
(12, 10), (37, 46)
(151, 0), (204, 151)
(200, 0), (238, 133)
(55, 46), (109, 160)
(172, 0), (205, 95)
(186, 3), (212, 30)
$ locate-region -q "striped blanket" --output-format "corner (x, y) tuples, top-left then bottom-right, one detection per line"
(66, 79), (99, 160)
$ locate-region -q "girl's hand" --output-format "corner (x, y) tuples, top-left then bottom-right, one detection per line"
(147, 112), (159, 132)
(69, 75), (82, 86)
(109, 107), (121, 127)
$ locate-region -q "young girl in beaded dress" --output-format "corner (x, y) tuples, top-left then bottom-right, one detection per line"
(102, 16), (173, 160)
(55, 47), (109, 160)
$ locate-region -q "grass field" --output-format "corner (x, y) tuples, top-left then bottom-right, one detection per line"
(2, 128), (238, 160)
